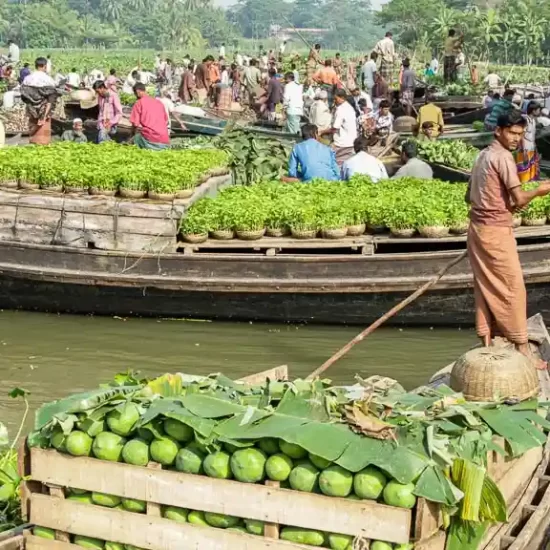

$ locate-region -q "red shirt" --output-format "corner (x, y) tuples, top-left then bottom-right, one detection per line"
(130, 95), (169, 144)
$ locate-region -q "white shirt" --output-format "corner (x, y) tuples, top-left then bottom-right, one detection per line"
(220, 70), (229, 86)
(46, 59), (52, 74)
(8, 43), (19, 63)
(67, 72), (80, 87)
(538, 116), (550, 128)
(333, 101), (357, 148)
(261, 55), (268, 69)
(280, 43), (286, 54)
(456, 52), (465, 68)
(362, 60), (377, 88)
(309, 99), (332, 131)
(236, 54), (243, 67)
(284, 81), (304, 116)
(342, 151), (388, 181)
(220, 46), (226, 58)
(159, 97), (175, 130)
(376, 112), (394, 130)
(430, 58), (439, 73)
(154, 56), (161, 70)
(485, 73), (500, 89)
(3, 91), (14, 110)
(23, 71), (56, 87)
(123, 76), (136, 95)
(354, 91), (373, 111)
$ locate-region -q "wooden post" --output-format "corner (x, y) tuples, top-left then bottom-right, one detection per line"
(46, 484), (71, 543)
(264, 480), (281, 540)
(146, 462), (162, 517)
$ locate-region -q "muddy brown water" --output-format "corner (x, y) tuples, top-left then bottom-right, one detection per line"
(0, 310), (475, 437)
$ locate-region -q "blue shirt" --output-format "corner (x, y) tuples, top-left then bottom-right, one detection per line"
(288, 139), (340, 181)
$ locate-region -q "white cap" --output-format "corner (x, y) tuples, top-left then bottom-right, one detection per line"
(73, 118), (83, 124)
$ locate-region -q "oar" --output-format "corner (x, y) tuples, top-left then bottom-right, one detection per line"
(306, 249), (469, 380)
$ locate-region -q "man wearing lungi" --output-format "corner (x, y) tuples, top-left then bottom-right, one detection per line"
(467, 110), (550, 369)
(374, 32), (396, 87)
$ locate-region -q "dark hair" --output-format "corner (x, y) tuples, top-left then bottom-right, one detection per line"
(528, 93), (535, 99)
(379, 99), (390, 109)
(487, 90), (494, 97)
(268, 68), (276, 77)
(301, 124), (318, 140)
(314, 43), (321, 50)
(250, 59), (258, 67)
(325, 59), (332, 67)
(92, 80), (106, 91)
(285, 72), (295, 81)
(371, 52), (378, 61)
(131, 70), (139, 78)
(35, 57), (47, 69)
(503, 89), (515, 99)
(290, 63), (296, 70)
(166, 58), (172, 64)
(403, 58), (410, 68)
(231, 63), (237, 70)
(358, 98), (367, 108)
(110, 68), (116, 75)
(497, 110), (527, 129)
(448, 29), (456, 37)
(421, 121), (435, 129)
(527, 101), (541, 115)
(334, 89), (347, 99)
(133, 82), (146, 93)
(336, 52), (341, 57)
(402, 141), (418, 159)
(353, 136), (370, 153)
(385, 31), (392, 37)
(493, 92), (501, 100)
(205, 55), (215, 62)
(23, 62), (29, 68)
(71, 67), (77, 73)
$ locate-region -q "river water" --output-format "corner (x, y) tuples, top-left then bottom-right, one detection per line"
(0, 310), (475, 437)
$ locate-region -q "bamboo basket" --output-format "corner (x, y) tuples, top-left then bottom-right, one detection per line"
(236, 228), (266, 241)
(450, 222), (469, 235)
(63, 186), (86, 194)
(181, 233), (208, 244)
(147, 191), (176, 201)
(290, 227), (317, 239)
(176, 189), (194, 199)
(19, 181), (40, 190)
(366, 224), (386, 234)
(89, 188), (116, 197)
(418, 226), (450, 238)
(266, 227), (289, 238)
(347, 223), (366, 236)
(522, 217), (546, 227)
(512, 216), (522, 228)
(450, 347), (539, 402)
(390, 228), (416, 238)
(321, 228), (348, 239)
(119, 189), (147, 199)
(40, 185), (63, 193)
(0, 180), (18, 190)
(210, 229), (235, 240)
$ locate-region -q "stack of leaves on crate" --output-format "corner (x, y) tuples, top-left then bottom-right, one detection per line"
(415, 139), (480, 172)
(180, 178), (474, 241)
(0, 143), (228, 198)
(28, 371), (550, 550)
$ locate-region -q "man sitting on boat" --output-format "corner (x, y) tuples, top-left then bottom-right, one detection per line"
(484, 89), (517, 131)
(341, 136), (388, 182)
(130, 83), (169, 151)
(392, 141), (433, 179)
(284, 123), (340, 183)
(467, 110), (550, 370)
(417, 93), (444, 138)
(61, 118), (87, 143)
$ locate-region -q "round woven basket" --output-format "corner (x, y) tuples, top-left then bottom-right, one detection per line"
(418, 226), (450, 238)
(182, 233), (208, 244)
(64, 186), (86, 194)
(522, 217), (546, 227)
(19, 181), (39, 190)
(450, 347), (539, 402)
(290, 227), (317, 239)
(89, 187), (116, 197)
(347, 223), (366, 237)
(393, 116), (417, 133)
(41, 184), (63, 193)
(176, 189), (194, 199)
(266, 227), (289, 238)
(210, 229), (235, 240)
(390, 227), (416, 238)
(120, 189), (146, 199)
(367, 224), (386, 234)
(0, 180), (18, 189)
(450, 222), (469, 235)
(512, 216), (522, 228)
(148, 191), (176, 201)
(236, 228), (266, 241)
(321, 227), (348, 239)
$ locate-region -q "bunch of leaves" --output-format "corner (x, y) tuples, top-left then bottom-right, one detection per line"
(415, 140), (479, 172)
(232, 197), (267, 231)
(180, 199), (213, 235)
(521, 182), (548, 220)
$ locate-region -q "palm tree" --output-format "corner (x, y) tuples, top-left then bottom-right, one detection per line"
(99, 0), (123, 21)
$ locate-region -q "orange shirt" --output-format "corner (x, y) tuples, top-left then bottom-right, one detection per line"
(314, 66), (339, 86)
(209, 64), (220, 85)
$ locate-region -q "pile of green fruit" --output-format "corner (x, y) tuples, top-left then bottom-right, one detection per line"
(29, 370), (548, 549)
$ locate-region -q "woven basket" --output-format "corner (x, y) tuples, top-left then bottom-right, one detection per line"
(0, 180), (18, 189)
(210, 229), (235, 240)
(390, 227), (416, 238)
(40, 185), (63, 193)
(290, 227), (317, 239)
(236, 228), (266, 241)
(89, 187), (116, 197)
(366, 224), (386, 234)
(266, 227), (289, 238)
(512, 216), (522, 228)
(176, 189), (194, 199)
(347, 223), (366, 237)
(64, 186), (86, 194)
(120, 189), (146, 199)
(182, 233), (208, 244)
(450, 222), (469, 235)
(522, 217), (546, 227)
(418, 226), (450, 238)
(148, 191), (176, 201)
(321, 228), (348, 239)
(450, 347), (539, 402)
(19, 181), (39, 190)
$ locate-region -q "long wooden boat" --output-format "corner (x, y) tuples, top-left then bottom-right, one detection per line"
(1, 222), (550, 324)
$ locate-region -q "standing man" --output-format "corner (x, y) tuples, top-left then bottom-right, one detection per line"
(374, 32), (396, 87)
(400, 58), (416, 117)
(130, 82), (169, 150)
(333, 53), (343, 79)
(470, 64), (479, 85)
(467, 110), (550, 368)
(93, 80), (122, 143)
(195, 57), (213, 105)
(313, 59), (339, 107)
(430, 55), (439, 75)
(443, 29), (463, 83)
(362, 52), (377, 98)
(21, 57), (58, 145)
(323, 89), (358, 165)
(7, 40), (19, 65)
(178, 63), (196, 104)
(243, 59), (262, 106)
(266, 68), (283, 122)
(219, 43), (226, 59)
(283, 72), (303, 135)
(46, 55), (52, 75)
(18, 62), (30, 84)
(67, 67), (81, 89)
(279, 40), (287, 58)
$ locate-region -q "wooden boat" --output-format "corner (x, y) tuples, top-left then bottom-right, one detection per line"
(1, 221), (550, 324)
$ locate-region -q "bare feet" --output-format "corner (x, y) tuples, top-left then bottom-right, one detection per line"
(516, 343), (548, 371)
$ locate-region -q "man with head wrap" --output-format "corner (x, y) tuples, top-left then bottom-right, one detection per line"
(61, 118), (87, 143)
(309, 89), (332, 133)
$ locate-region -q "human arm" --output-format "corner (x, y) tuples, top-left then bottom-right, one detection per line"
(110, 94), (123, 126)
(330, 149), (340, 180)
(288, 146), (299, 179)
(509, 181), (550, 209)
(438, 108), (444, 134)
(379, 160), (389, 180)
(129, 102), (141, 135)
(171, 110), (187, 131)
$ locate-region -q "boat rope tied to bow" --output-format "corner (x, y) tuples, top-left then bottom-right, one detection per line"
(306, 249), (469, 380)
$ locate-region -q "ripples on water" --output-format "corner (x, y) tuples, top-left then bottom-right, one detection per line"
(0, 310), (476, 435)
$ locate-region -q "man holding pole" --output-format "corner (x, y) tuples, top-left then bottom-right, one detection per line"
(467, 110), (550, 368)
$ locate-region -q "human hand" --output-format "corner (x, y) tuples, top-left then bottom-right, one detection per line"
(538, 181), (550, 195)
(180, 122), (188, 131)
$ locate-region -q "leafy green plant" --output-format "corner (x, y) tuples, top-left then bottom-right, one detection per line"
(233, 201), (267, 231)
(522, 183), (547, 220)
(416, 140), (479, 172)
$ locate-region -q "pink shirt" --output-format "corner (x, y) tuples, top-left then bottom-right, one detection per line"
(130, 95), (169, 144)
(98, 91), (122, 129)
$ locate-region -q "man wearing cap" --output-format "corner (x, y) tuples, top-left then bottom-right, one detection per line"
(61, 118), (87, 143)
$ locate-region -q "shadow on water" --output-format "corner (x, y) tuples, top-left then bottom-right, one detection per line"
(0, 310), (476, 434)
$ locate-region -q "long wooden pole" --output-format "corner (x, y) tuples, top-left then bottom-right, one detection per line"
(306, 249), (469, 380)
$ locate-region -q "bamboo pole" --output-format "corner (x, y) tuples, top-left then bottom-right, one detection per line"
(306, 249), (469, 380)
